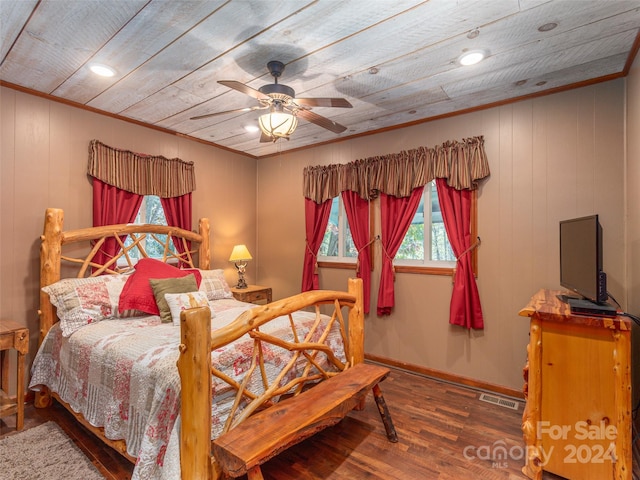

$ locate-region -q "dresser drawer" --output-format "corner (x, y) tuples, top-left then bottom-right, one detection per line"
(231, 286), (272, 305)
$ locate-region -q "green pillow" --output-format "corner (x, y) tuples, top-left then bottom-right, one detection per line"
(149, 274), (199, 323)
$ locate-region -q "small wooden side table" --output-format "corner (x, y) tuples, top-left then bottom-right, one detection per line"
(0, 320), (29, 430)
(231, 285), (272, 305)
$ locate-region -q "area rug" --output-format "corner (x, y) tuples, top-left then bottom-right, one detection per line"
(0, 421), (104, 479)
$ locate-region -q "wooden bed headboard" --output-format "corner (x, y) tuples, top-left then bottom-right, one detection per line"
(38, 207), (210, 343)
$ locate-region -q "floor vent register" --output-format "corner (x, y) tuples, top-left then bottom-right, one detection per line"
(478, 393), (519, 411)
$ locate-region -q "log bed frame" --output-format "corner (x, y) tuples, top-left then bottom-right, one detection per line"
(36, 207), (395, 479)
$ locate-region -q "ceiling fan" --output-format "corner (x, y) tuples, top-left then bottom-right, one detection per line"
(190, 61), (353, 142)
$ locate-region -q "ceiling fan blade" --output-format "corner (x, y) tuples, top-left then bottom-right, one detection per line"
(294, 98), (353, 108)
(218, 80), (271, 101)
(296, 109), (348, 134)
(190, 105), (266, 120)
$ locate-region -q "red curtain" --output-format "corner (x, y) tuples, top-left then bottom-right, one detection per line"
(377, 187), (424, 316)
(161, 194), (193, 267)
(92, 178), (143, 268)
(342, 190), (372, 314)
(435, 178), (483, 329)
(301, 197), (332, 292)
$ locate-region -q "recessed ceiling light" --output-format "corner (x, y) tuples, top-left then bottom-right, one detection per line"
(458, 50), (487, 66)
(89, 63), (116, 77)
(244, 124), (259, 133)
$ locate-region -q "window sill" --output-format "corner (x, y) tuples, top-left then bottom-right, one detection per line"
(394, 265), (454, 276)
(317, 262), (455, 276)
(317, 261), (357, 270)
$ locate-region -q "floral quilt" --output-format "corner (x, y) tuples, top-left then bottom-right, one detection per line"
(29, 298), (345, 479)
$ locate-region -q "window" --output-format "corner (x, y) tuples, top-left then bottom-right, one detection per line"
(316, 182), (476, 275)
(123, 195), (175, 261)
(318, 195), (356, 263)
(395, 181), (456, 270)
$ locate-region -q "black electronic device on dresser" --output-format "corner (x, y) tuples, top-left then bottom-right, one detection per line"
(558, 214), (616, 317)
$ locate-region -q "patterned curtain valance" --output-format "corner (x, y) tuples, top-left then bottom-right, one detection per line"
(87, 139), (196, 197)
(303, 136), (490, 203)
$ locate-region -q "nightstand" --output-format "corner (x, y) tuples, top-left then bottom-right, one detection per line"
(231, 285), (272, 305)
(0, 320), (29, 431)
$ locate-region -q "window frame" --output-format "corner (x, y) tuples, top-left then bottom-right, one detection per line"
(317, 195), (374, 270)
(395, 188), (478, 276)
(317, 194), (356, 264)
(119, 195), (175, 265)
(317, 189), (478, 276)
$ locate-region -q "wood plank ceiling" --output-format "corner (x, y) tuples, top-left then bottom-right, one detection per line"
(1, 0), (640, 158)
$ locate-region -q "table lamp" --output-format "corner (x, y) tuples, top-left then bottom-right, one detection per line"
(229, 244), (252, 289)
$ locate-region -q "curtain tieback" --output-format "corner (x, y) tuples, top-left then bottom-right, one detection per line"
(456, 236), (481, 262)
(452, 236), (481, 284)
(355, 235), (378, 275)
(378, 236), (396, 281)
(305, 241), (319, 274)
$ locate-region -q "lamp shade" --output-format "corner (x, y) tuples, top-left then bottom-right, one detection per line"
(229, 244), (252, 262)
(258, 110), (298, 139)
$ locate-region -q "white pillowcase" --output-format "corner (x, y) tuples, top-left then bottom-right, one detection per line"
(164, 291), (211, 326)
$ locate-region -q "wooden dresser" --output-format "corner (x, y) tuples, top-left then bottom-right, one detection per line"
(519, 289), (632, 480)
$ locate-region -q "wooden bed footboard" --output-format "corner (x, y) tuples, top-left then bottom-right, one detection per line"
(178, 278), (364, 480)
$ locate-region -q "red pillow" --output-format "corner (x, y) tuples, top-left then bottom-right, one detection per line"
(118, 258), (202, 315)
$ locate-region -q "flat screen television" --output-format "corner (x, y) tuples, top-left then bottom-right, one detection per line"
(559, 214), (608, 304)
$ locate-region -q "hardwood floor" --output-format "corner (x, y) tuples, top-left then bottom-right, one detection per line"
(1, 367), (567, 479)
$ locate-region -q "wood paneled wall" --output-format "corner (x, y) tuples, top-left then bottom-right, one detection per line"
(0, 86), (257, 392)
(256, 79), (627, 392)
(625, 51), (640, 407)
(627, 52), (640, 317)
(0, 76), (633, 395)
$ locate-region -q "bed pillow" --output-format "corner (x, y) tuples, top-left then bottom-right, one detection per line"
(196, 269), (234, 300)
(42, 275), (131, 337)
(118, 258), (202, 315)
(149, 275), (199, 323)
(164, 291), (211, 326)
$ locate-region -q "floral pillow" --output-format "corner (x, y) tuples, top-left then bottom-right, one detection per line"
(164, 291), (211, 326)
(42, 275), (136, 337)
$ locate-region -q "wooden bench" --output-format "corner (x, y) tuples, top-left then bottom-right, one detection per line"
(212, 362), (398, 480)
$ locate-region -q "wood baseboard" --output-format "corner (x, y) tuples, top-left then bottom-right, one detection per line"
(365, 353), (525, 400)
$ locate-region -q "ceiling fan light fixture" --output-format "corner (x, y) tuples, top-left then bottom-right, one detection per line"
(203, 61), (349, 141)
(258, 108), (298, 139)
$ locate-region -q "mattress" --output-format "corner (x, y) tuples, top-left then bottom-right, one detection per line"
(30, 298), (345, 479)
